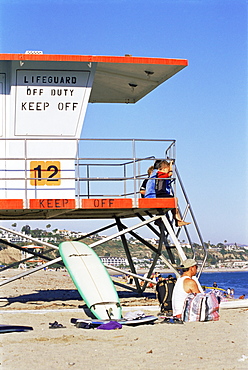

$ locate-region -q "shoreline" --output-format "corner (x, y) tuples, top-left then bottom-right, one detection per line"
(109, 267), (248, 275)
(198, 268), (248, 273)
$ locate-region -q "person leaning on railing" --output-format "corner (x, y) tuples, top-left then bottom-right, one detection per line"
(144, 160), (161, 198)
(155, 160), (190, 227)
(145, 160), (190, 227)
(139, 165), (154, 198)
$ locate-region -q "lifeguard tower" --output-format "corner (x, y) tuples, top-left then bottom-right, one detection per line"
(0, 52), (207, 292)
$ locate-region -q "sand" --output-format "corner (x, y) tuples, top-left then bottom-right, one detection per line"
(0, 269), (247, 370)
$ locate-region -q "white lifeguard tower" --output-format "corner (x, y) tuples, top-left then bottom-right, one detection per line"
(0, 53), (207, 293)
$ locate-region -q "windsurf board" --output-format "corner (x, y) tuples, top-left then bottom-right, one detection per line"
(0, 324), (33, 333)
(71, 315), (158, 327)
(220, 299), (248, 309)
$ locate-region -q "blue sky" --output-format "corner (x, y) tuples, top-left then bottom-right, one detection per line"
(0, 0), (247, 244)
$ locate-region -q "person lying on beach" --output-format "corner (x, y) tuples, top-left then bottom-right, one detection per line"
(172, 259), (203, 319)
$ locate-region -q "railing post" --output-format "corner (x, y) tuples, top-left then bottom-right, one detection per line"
(76, 138), (80, 202)
(132, 139), (137, 206)
(123, 164), (126, 197)
(86, 164), (90, 199)
(24, 139), (28, 207)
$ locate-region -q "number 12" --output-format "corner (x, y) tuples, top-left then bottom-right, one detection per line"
(30, 161), (61, 186)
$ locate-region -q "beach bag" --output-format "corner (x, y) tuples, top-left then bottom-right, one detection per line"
(156, 278), (176, 311)
(182, 292), (219, 322)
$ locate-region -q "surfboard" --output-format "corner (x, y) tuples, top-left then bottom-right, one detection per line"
(71, 315), (158, 327)
(220, 299), (248, 309)
(59, 241), (122, 320)
(0, 324), (33, 333)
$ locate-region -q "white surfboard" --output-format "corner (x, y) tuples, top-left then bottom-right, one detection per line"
(59, 241), (122, 320)
(220, 299), (248, 309)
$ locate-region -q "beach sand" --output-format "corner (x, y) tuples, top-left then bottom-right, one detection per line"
(0, 269), (247, 370)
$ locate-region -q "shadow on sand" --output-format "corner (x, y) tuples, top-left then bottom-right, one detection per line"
(0, 289), (157, 319)
(1, 288), (156, 305)
(1, 289), (81, 305)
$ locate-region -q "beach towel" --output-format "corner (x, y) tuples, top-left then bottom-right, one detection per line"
(123, 311), (146, 321)
(182, 292), (219, 322)
(96, 321), (122, 330)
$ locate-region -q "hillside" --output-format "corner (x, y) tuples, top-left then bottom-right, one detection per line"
(0, 227), (247, 268)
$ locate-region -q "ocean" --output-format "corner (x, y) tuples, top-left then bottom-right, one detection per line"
(161, 271), (248, 299)
(198, 271), (248, 299)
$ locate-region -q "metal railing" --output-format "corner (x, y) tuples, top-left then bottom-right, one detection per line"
(0, 138), (176, 200)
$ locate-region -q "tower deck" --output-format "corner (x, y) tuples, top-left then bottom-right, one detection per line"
(0, 197), (177, 220)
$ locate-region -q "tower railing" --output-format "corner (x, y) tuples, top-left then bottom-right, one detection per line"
(0, 138), (176, 202)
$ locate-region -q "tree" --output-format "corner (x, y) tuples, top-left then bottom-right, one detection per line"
(21, 225), (31, 235)
(46, 224), (51, 229)
(12, 223), (17, 228)
(220, 248), (226, 258)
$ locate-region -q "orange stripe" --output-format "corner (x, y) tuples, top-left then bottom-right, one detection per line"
(0, 198), (176, 210)
(22, 246), (44, 248)
(29, 199), (75, 209)
(0, 199), (23, 209)
(138, 198), (177, 209)
(26, 260), (45, 263)
(0, 53), (188, 66)
(82, 198), (132, 209)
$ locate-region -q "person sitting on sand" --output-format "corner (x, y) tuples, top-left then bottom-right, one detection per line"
(239, 294), (245, 299)
(148, 273), (156, 288)
(172, 259), (204, 319)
